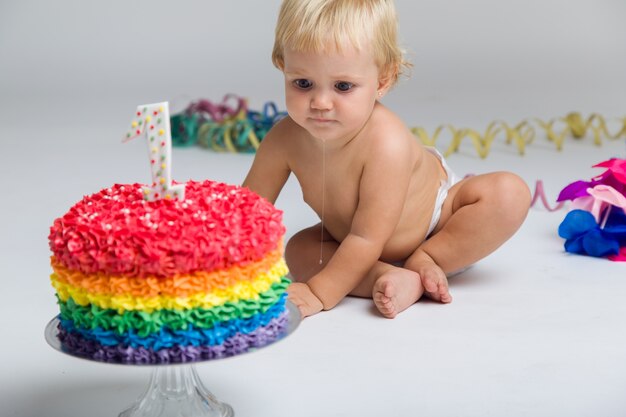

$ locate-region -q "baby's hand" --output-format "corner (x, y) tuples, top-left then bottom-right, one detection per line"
(287, 282), (324, 318)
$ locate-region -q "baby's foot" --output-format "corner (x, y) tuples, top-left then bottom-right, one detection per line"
(372, 268), (423, 319)
(419, 263), (452, 303)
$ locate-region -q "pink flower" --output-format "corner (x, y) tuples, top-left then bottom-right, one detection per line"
(571, 184), (626, 223)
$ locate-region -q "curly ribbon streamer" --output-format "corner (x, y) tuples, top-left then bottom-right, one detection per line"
(411, 112), (626, 158)
(530, 180), (566, 212)
(173, 98), (623, 157)
(185, 94), (247, 123)
(171, 95), (286, 153)
(463, 174), (565, 212)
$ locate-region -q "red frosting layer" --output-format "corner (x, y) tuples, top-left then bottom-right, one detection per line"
(49, 180), (285, 277)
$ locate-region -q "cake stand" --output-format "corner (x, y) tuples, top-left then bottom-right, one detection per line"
(45, 301), (301, 417)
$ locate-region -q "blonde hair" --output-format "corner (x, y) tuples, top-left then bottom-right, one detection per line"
(272, 0), (410, 86)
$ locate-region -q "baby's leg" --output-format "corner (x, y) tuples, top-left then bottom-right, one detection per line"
(406, 172), (531, 301)
(284, 223), (336, 282)
(286, 224), (424, 318)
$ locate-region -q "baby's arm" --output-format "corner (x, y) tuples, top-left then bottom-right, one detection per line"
(244, 121), (327, 317)
(242, 120), (291, 204)
(306, 131), (416, 311)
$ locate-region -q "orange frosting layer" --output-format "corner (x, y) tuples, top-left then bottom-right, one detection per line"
(50, 247), (282, 298)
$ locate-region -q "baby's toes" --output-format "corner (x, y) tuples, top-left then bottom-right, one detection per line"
(439, 288), (453, 303)
(379, 303), (397, 318)
(373, 292), (396, 318)
(422, 273), (440, 293)
(373, 292), (386, 304)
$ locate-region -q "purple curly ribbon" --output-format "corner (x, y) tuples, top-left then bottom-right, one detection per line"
(185, 94), (247, 123)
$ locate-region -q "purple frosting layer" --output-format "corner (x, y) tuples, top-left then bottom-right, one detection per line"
(56, 311), (290, 364)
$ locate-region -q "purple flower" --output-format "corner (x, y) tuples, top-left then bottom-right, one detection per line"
(558, 158), (626, 202)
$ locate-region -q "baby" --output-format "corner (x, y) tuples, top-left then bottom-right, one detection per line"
(243, 0), (531, 318)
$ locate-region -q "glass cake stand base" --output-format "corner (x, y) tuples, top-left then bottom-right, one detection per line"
(45, 301), (300, 417)
(118, 365), (233, 417)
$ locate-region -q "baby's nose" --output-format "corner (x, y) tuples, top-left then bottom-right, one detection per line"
(310, 91), (332, 111)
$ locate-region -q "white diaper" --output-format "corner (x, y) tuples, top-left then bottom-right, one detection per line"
(425, 147), (460, 238)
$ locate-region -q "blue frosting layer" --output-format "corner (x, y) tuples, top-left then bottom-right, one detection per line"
(60, 294), (287, 350)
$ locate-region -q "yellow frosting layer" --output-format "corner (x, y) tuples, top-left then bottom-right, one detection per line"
(51, 259), (288, 313)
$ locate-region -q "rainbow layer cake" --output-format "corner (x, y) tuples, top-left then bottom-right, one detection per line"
(48, 180), (291, 364)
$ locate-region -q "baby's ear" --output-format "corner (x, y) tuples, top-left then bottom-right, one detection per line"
(378, 64), (398, 92)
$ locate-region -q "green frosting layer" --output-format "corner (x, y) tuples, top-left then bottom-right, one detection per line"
(59, 276), (290, 337)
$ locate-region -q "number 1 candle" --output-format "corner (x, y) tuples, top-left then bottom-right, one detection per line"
(124, 102), (185, 201)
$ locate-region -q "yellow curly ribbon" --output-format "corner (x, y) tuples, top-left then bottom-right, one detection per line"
(51, 260), (288, 313)
(411, 112), (626, 158)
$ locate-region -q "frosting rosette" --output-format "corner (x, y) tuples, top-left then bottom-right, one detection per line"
(48, 180), (291, 363)
(557, 158), (626, 262)
(49, 180), (285, 277)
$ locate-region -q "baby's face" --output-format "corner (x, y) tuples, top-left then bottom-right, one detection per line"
(282, 43), (382, 143)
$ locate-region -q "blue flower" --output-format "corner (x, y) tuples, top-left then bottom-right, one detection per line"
(558, 209), (626, 258)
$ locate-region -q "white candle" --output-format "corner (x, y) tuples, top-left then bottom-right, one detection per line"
(125, 102), (185, 201)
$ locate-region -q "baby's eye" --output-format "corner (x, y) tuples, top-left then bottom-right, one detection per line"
(335, 81), (354, 92)
(293, 79), (313, 90)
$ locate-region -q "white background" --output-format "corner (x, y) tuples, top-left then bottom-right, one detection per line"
(1, 1), (625, 416)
